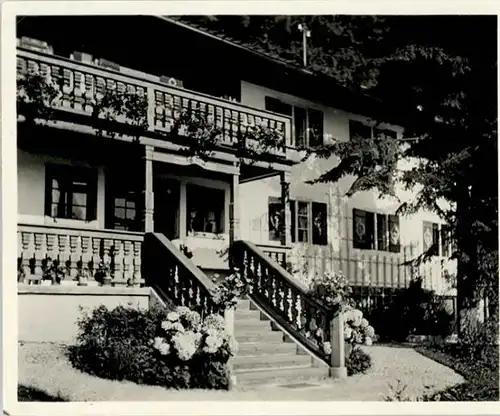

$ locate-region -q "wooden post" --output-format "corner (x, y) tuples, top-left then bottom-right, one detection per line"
(229, 171), (240, 245)
(143, 145), (154, 232)
(329, 312), (347, 378)
(280, 171), (291, 246)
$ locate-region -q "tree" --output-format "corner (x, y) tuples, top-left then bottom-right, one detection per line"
(180, 15), (498, 333)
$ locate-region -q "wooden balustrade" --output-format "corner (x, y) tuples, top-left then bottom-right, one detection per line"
(142, 233), (224, 318)
(257, 244), (290, 270)
(16, 48), (292, 155)
(232, 240), (341, 365)
(17, 224), (144, 286)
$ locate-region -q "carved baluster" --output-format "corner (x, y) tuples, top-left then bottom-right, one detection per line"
(61, 68), (74, 109)
(80, 236), (91, 276)
(45, 234), (57, 268)
(123, 241), (132, 285)
(21, 232), (34, 277)
(282, 285), (291, 321)
(303, 299), (311, 337)
(291, 289), (301, 328)
(254, 261), (262, 294)
(58, 234), (70, 280)
(84, 73), (94, 113)
(73, 71), (84, 112)
(102, 238), (112, 265)
(266, 267), (274, 301)
(113, 239), (125, 285)
(173, 265), (180, 301)
(132, 241), (142, 286)
(91, 237), (101, 279)
(33, 233), (45, 276)
(69, 235), (81, 279)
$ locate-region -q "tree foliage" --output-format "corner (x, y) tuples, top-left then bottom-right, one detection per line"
(182, 15), (498, 329)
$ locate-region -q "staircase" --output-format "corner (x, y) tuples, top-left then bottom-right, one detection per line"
(143, 233), (346, 388)
(233, 299), (329, 386)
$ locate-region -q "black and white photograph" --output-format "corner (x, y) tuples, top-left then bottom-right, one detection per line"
(2, 2), (499, 414)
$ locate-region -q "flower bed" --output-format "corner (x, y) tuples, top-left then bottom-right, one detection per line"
(69, 304), (237, 390)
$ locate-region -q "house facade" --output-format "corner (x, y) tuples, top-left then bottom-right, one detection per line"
(16, 16), (456, 298)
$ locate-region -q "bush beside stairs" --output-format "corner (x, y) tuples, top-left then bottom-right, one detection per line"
(232, 298), (329, 387)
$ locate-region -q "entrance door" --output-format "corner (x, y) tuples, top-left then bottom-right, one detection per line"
(154, 178), (180, 240)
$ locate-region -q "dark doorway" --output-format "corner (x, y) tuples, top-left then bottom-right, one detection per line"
(154, 178), (180, 240)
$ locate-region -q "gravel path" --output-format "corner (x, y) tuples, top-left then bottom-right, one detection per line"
(18, 342), (463, 401)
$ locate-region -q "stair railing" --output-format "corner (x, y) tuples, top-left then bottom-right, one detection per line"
(142, 233), (224, 318)
(231, 240), (346, 376)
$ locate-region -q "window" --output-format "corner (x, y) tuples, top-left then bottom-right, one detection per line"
(289, 200), (328, 245)
(349, 120), (398, 141)
(109, 191), (140, 231)
(265, 96), (324, 148)
(45, 164), (97, 221)
(268, 197), (283, 242)
(186, 184), (225, 234)
(423, 221), (451, 257)
(353, 209), (400, 252)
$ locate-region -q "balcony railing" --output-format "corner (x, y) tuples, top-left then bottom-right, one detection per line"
(17, 223), (144, 286)
(16, 47), (292, 157)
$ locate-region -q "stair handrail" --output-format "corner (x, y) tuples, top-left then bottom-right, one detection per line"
(143, 233), (223, 317)
(231, 240), (342, 366)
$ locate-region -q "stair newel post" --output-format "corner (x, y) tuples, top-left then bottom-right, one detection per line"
(329, 310), (347, 378)
(224, 307), (237, 388)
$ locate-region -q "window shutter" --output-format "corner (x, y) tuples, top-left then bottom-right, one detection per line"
(312, 202), (328, 245)
(289, 200), (296, 243)
(432, 223), (440, 256)
(268, 196), (282, 242)
(308, 109), (324, 147)
(423, 221), (434, 253)
(44, 164), (53, 217)
(388, 215), (400, 253)
(441, 227), (450, 258)
(377, 214), (388, 251)
(353, 209), (369, 249)
(86, 168), (98, 222)
(294, 107), (307, 147)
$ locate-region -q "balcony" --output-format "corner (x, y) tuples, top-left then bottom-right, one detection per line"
(16, 46), (293, 160)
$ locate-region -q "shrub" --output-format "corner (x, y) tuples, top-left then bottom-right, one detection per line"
(69, 304), (237, 390)
(363, 279), (455, 342)
(343, 308), (376, 347)
(346, 347), (372, 376)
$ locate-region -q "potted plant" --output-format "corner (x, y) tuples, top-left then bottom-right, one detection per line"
(95, 260), (112, 286)
(42, 258), (65, 285)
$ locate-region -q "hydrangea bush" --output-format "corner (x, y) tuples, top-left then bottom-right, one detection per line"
(305, 270), (376, 376)
(70, 304), (237, 390)
(211, 267), (253, 308)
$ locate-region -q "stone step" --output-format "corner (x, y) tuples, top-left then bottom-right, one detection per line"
(233, 353), (312, 370)
(234, 364), (328, 386)
(237, 341), (298, 356)
(236, 299), (251, 310)
(234, 318), (274, 331)
(234, 309), (261, 319)
(235, 330), (284, 343)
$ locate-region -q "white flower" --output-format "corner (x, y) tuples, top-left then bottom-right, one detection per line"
(364, 337), (373, 346)
(360, 318), (369, 328)
(172, 322), (185, 333)
(176, 306), (190, 317)
(344, 327), (353, 340)
(153, 336), (164, 349)
(172, 331), (199, 361)
(161, 320), (173, 331)
(365, 326), (375, 338)
(203, 314), (226, 331)
(167, 311), (180, 322)
(323, 341), (332, 355)
(158, 342), (171, 355)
